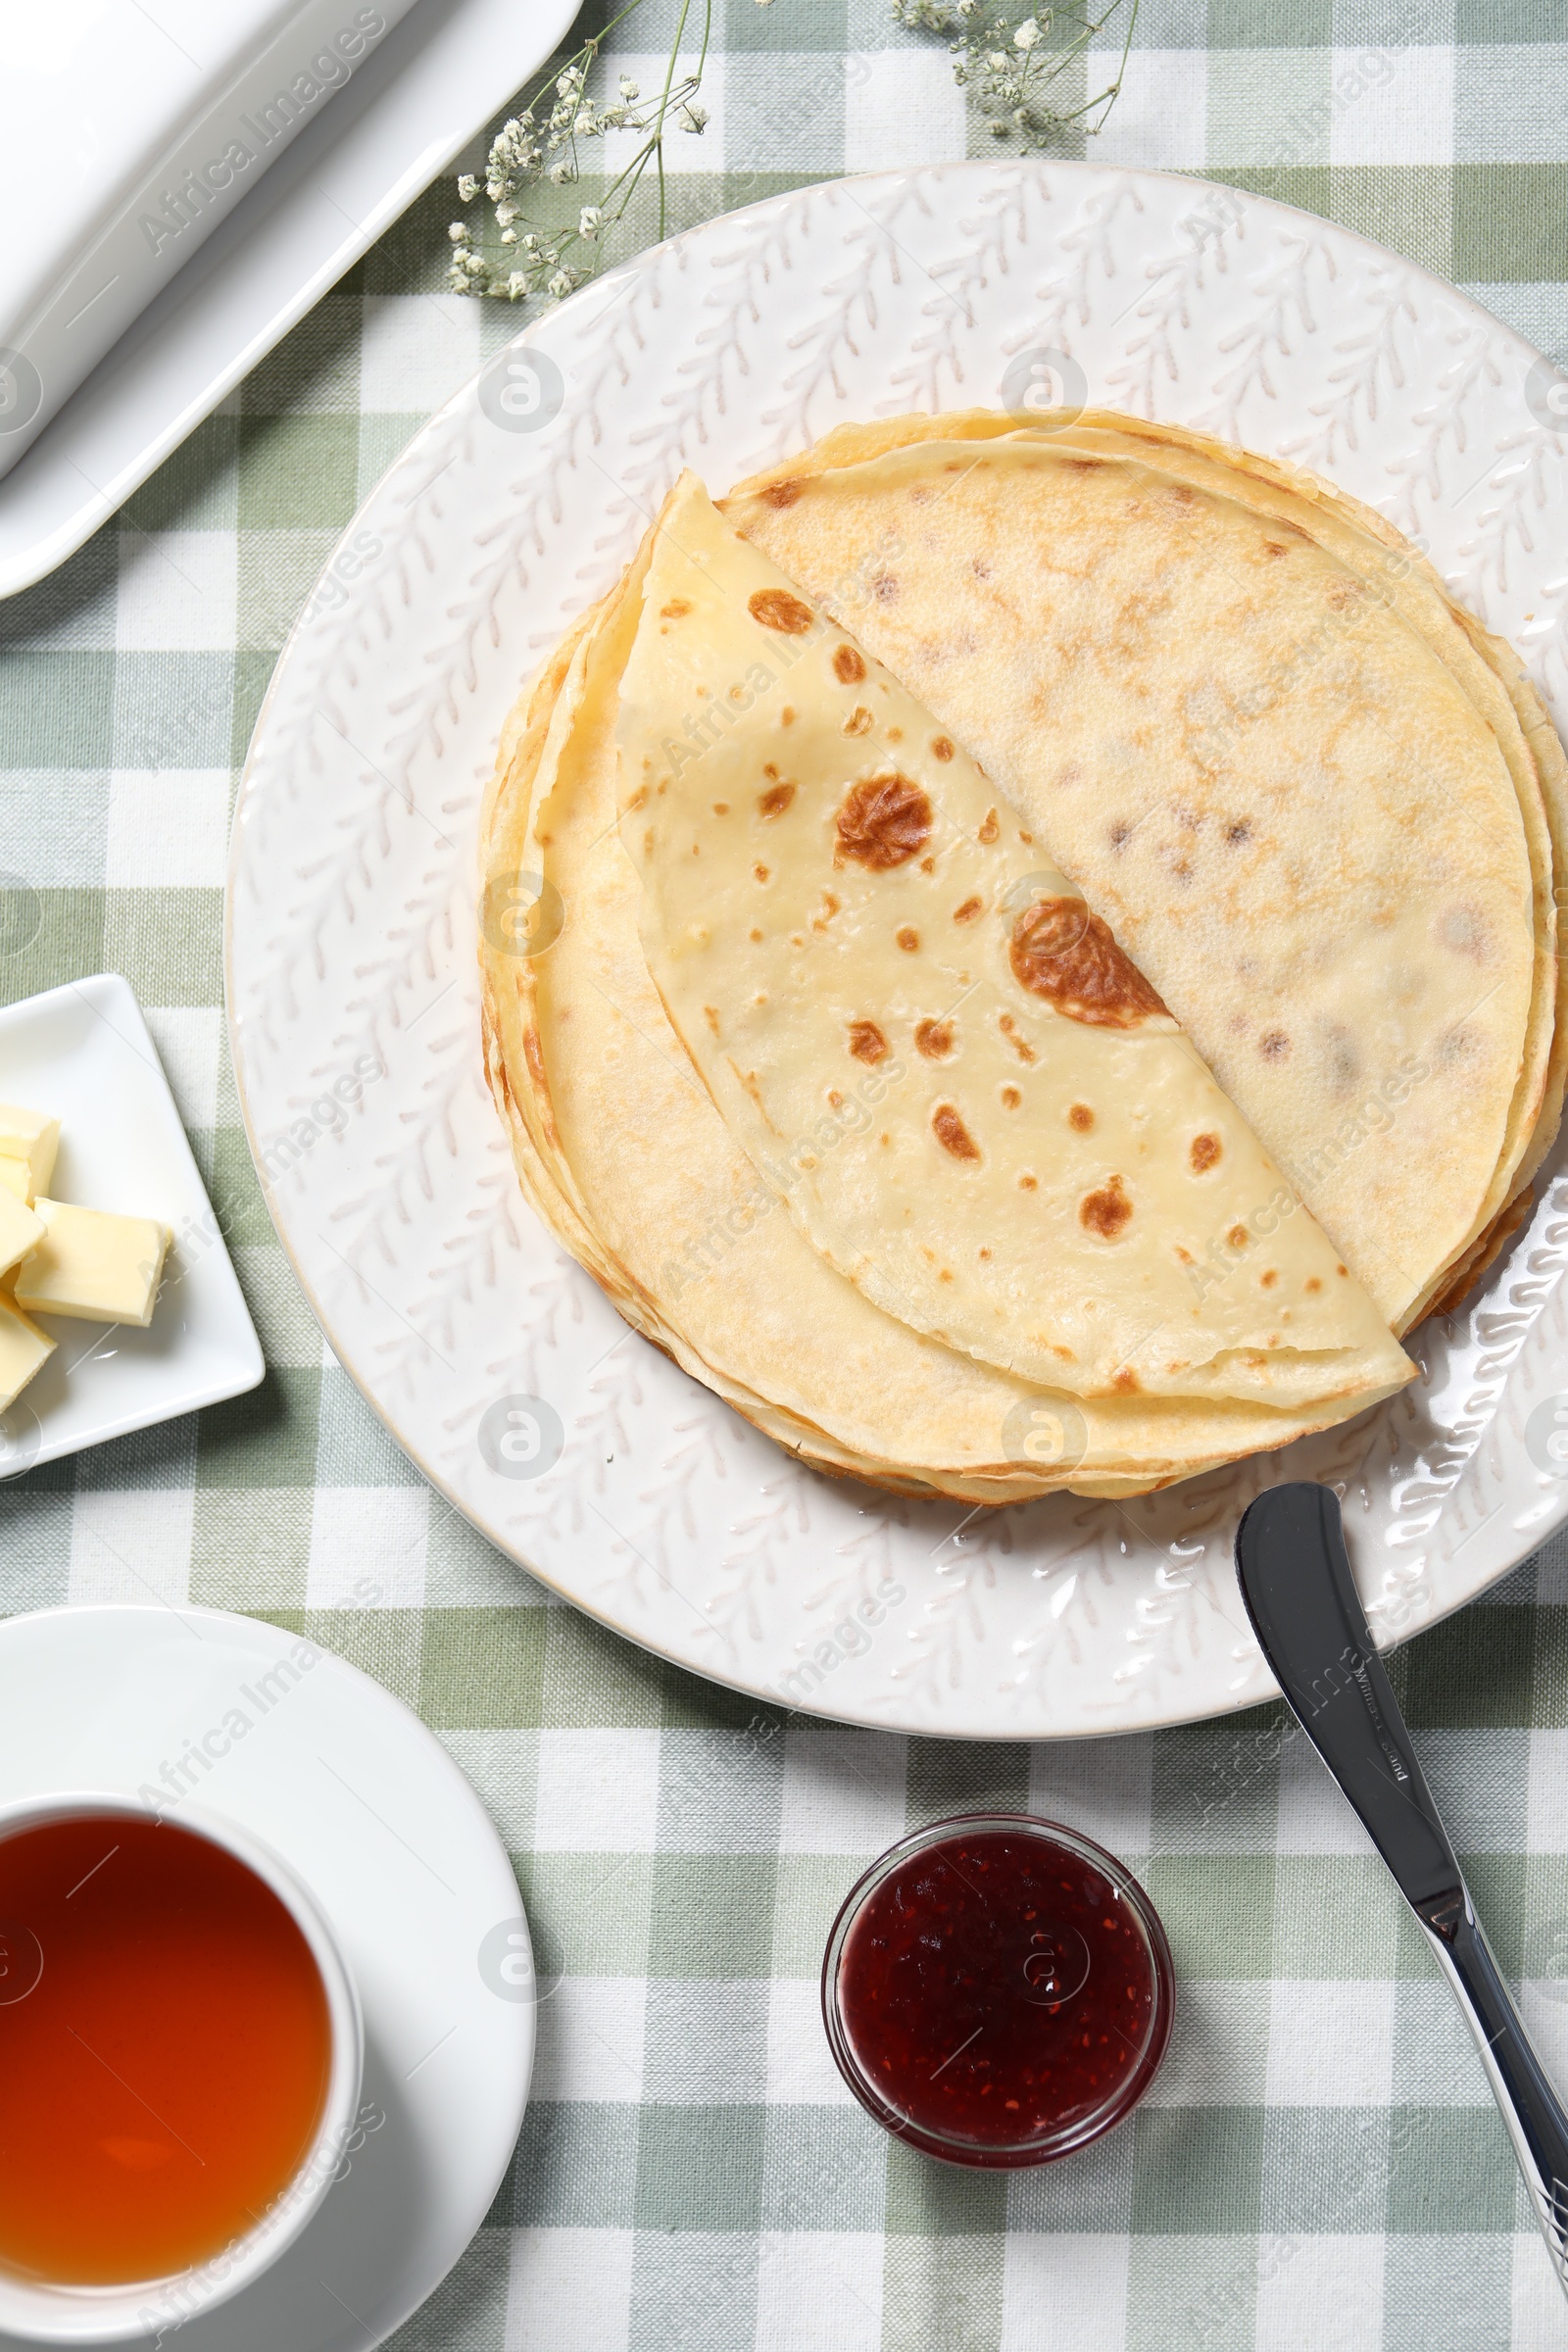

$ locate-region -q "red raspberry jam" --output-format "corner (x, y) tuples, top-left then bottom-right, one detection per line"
(822, 1814), (1173, 2167)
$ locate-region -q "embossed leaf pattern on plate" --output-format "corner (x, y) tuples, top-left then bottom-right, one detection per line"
(227, 165), (1568, 1739)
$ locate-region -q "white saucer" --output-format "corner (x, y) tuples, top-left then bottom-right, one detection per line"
(0, 0), (578, 600)
(0, 1605), (533, 2352)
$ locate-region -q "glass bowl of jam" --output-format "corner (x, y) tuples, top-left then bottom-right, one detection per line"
(821, 1812), (1174, 2168)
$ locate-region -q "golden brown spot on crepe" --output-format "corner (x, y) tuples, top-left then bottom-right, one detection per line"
(835, 772), (933, 870)
(932, 736), (956, 762)
(828, 1090), (844, 1109)
(1306, 1276), (1321, 1292)
(753, 862), (769, 882)
(1019, 831), (1033, 846)
(1112, 1367), (1140, 1392)
(833, 645), (866, 684)
(762, 761), (779, 778)
(1066, 458), (1105, 472)
(919, 857), (936, 873)
(897, 926), (919, 953)
(954, 896), (983, 924)
(1260, 1030), (1291, 1060)
(1338, 1264), (1348, 1277)
(1069, 1102), (1094, 1132)
(1080, 1175), (1132, 1239)
(1175, 1246), (1193, 1264)
(843, 707), (873, 737)
(760, 478), (804, 509)
(1261, 1269), (1279, 1288)
(759, 781), (796, 818)
(849, 1020), (889, 1064)
(704, 1006), (719, 1034)
(999, 1013), (1036, 1063)
(887, 726), (903, 744)
(1325, 575), (1362, 612)
(979, 1246), (991, 1259)
(660, 598), (691, 618)
(749, 927), (762, 942)
(932, 1103), (980, 1162)
(915, 1019), (954, 1059)
(1002, 1085), (1021, 1109)
(872, 573), (899, 603)
(1226, 819), (1251, 846)
(1019, 1174), (1038, 1190)
(1228, 1224), (1249, 1249)
(733, 1064), (780, 1132)
(713, 802), (729, 815)
(1010, 901), (1168, 1029)
(1191, 1133), (1221, 1173)
(1109, 821), (1132, 852)
(978, 809), (1000, 844)
(1263, 541), (1289, 560)
(971, 556), (991, 578)
(781, 707), (796, 725)
(749, 587), (814, 635)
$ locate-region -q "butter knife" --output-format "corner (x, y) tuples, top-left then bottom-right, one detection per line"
(1235, 1481), (1568, 2291)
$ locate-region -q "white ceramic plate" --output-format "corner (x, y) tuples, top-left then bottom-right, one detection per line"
(0, 1603), (533, 2352)
(0, 0), (579, 601)
(0, 974), (263, 1474)
(229, 163), (1568, 1740)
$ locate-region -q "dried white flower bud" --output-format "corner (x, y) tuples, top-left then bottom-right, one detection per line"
(1013, 17), (1040, 44)
(448, 221), (471, 243)
(457, 173), (479, 203)
(618, 75), (640, 101)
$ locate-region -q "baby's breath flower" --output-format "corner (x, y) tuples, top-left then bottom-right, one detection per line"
(450, 0), (718, 311)
(893, 0), (1138, 150)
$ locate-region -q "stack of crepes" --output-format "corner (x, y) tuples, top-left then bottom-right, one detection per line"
(479, 410), (1568, 1501)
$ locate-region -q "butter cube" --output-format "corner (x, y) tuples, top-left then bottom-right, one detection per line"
(0, 1295), (53, 1410)
(0, 1105), (58, 1200)
(0, 1159), (30, 1205)
(14, 1200), (172, 1327)
(0, 1187), (43, 1279)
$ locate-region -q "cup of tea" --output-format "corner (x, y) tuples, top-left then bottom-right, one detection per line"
(0, 1790), (363, 2341)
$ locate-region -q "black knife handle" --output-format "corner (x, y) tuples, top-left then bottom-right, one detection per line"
(1235, 1481), (1460, 1915)
(1236, 1482), (1568, 2295)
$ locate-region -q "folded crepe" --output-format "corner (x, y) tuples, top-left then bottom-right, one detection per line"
(616, 473), (1410, 1414)
(477, 473), (1415, 1500)
(723, 413), (1567, 1337)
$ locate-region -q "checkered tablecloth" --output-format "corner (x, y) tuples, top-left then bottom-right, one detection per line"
(4, 1), (1568, 2344)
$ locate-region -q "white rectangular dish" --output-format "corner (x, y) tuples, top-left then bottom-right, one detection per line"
(0, 973), (263, 1474)
(0, 0), (422, 481)
(0, 0), (579, 597)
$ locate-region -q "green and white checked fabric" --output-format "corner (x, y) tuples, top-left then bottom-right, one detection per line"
(3, 0), (1568, 2344)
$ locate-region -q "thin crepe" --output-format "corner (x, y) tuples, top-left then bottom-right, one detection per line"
(616, 473), (1410, 1414)
(724, 412), (1564, 1332)
(477, 510), (1412, 1500)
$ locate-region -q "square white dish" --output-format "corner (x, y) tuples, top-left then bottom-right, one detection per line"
(0, 972), (263, 1473)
